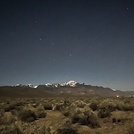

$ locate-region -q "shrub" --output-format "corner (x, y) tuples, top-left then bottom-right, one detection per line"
(71, 113), (100, 128)
(63, 98), (70, 106)
(4, 102), (23, 112)
(73, 106), (92, 115)
(72, 100), (87, 109)
(0, 112), (16, 125)
(0, 109), (4, 118)
(112, 111), (133, 124)
(62, 110), (70, 117)
(98, 108), (111, 118)
(77, 102), (86, 108)
(0, 125), (22, 134)
(18, 110), (36, 122)
(56, 122), (78, 134)
(90, 102), (98, 111)
(36, 110), (47, 118)
(38, 126), (51, 134)
(35, 105), (47, 118)
(52, 103), (63, 111)
(43, 103), (52, 110)
(4, 104), (16, 112)
(88, 114), (100, 128)
(122, 104), (134, 111)
(99, 99), (117, 112)
(57, 127), (77, 134)
(71, 113), (81, 124)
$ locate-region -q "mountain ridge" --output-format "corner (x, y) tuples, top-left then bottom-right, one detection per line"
(0, 80), (134, 97)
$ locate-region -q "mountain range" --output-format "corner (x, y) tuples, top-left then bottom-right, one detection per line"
(0, 80), (134, 97)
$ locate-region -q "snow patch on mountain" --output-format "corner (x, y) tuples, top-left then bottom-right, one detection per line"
(14, 84), (37, 88)
(45, 80), (79, 87)
(45, 83), (52, 87)
(65, 80), (78, 87)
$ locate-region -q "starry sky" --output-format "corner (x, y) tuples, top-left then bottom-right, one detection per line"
(0, 0), (134, 90)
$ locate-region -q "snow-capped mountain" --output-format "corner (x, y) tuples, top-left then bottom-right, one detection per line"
(45, 83), (59, 87)
(14, 84), (37, 88)
(45, 80), (79, 87)
(1, 81), (134, 97)
(62, 80), (79, 87)
(14, 81), (79, 88)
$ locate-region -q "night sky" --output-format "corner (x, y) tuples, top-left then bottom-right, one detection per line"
(0, 0), (134, 90)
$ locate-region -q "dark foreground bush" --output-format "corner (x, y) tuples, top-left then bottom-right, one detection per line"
(62, 110), (70, 117)
(0, 125), (22, 134)
(35, 110), (47, 118)
(44, 103), (52, 110)
(98, 108), (111, 118)
(57, 127), (77, 134)
(57, 122), (78, 134)
(4, 102), (23, 112)
(122, 104), (134, 111)
(90, 102), (98, 111)
(33, 105), (47, 118)
(18, 110), (36, 122)
(38, 126), (51, 134)
(72, 113), (100, 128)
